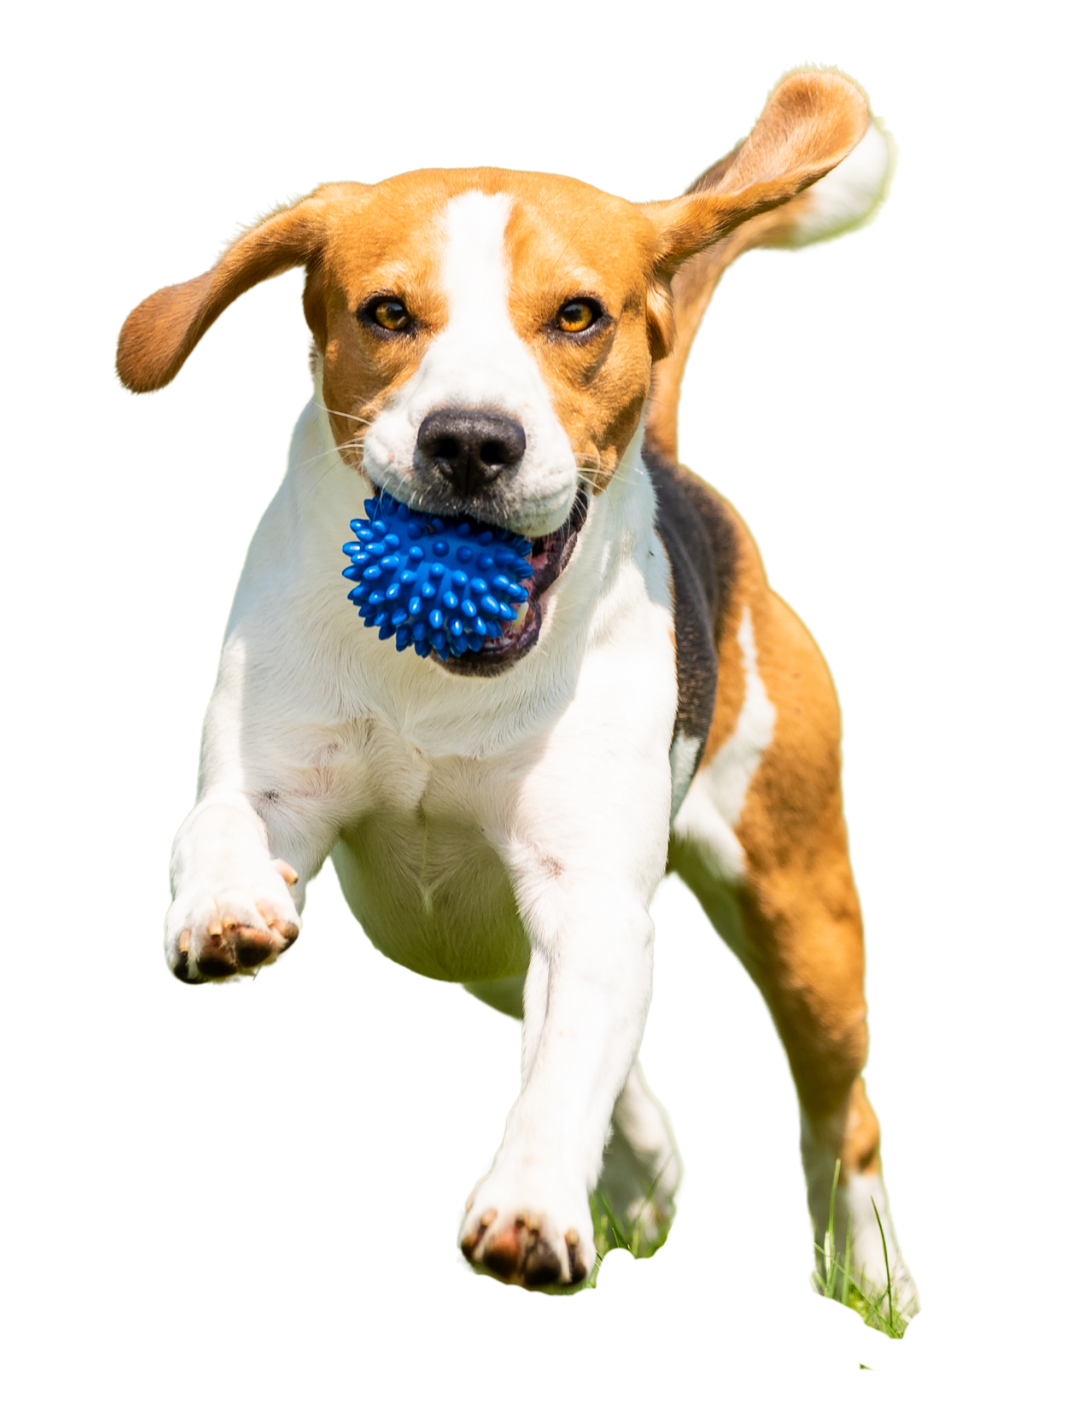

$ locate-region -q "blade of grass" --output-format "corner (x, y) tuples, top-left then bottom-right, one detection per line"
(871, 1196), (895, 1332)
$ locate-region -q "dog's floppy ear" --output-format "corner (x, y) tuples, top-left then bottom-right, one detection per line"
(651, 65), (889, 277)
(642, 63), (900, 453)
(116, 186), (357, 393)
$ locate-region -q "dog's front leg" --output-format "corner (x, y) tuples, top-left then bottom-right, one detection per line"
(165, 788), (327, 983)
(460, 876), (656, 1287)
(164, 642), (348, 983)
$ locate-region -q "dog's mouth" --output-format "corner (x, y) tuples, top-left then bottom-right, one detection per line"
(356, 482), (588, 676)
(440, 493), (588, 677)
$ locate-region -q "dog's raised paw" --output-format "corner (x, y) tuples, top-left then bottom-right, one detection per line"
(459, 1199), (592, 1288)
(166, 859), (301, 984)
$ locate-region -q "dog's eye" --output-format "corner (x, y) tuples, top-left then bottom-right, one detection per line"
(556, 300), (600, 334)
(372, 299), (411, 332)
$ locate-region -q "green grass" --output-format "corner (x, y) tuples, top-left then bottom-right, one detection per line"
(804, 1155), (917, 1342)
(581, 1158), (910, 1337)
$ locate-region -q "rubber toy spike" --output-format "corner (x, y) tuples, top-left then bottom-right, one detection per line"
(342, 491), (533, 659)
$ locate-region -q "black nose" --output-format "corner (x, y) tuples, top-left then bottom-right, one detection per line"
(416, 409), (526, 496)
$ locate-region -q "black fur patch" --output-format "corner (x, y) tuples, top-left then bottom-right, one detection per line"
(644, 442), (739, 792)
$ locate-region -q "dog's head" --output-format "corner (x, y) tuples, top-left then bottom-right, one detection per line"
(118, 71), (867, 669)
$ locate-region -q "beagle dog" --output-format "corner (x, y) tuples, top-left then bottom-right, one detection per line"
(118, 69), (916, 1312)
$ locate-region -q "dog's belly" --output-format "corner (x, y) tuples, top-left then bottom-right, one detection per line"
(331, 810), (529, 982)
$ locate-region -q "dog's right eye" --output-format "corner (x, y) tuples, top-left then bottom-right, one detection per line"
(555, 299), (602, 334)
(370, 299), (411, 331)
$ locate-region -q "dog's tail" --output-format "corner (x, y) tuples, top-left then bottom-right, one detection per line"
(644, 116), (893, 462)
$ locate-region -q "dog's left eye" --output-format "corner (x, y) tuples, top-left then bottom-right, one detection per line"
(556, 300), (601, 334)
(372, 299), (411, 331)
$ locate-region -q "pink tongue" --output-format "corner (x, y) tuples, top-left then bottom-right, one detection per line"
(529, 536), (557, 575)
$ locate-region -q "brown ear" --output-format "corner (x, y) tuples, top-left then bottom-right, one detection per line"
(644, 70), (870, 277)
(116, 191), (338, 392)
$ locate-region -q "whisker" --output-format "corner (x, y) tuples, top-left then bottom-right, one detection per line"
(316, 402), (375, 428)
(295, 437), (365, 473)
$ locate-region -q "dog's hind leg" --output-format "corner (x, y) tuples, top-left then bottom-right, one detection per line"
(596, 1061), (682, 1256)
(669, 517), (918, 1319)
(668, 815), (917, 1319)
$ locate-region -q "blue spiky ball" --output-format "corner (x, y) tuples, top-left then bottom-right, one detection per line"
(342, 492), (533, 659)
